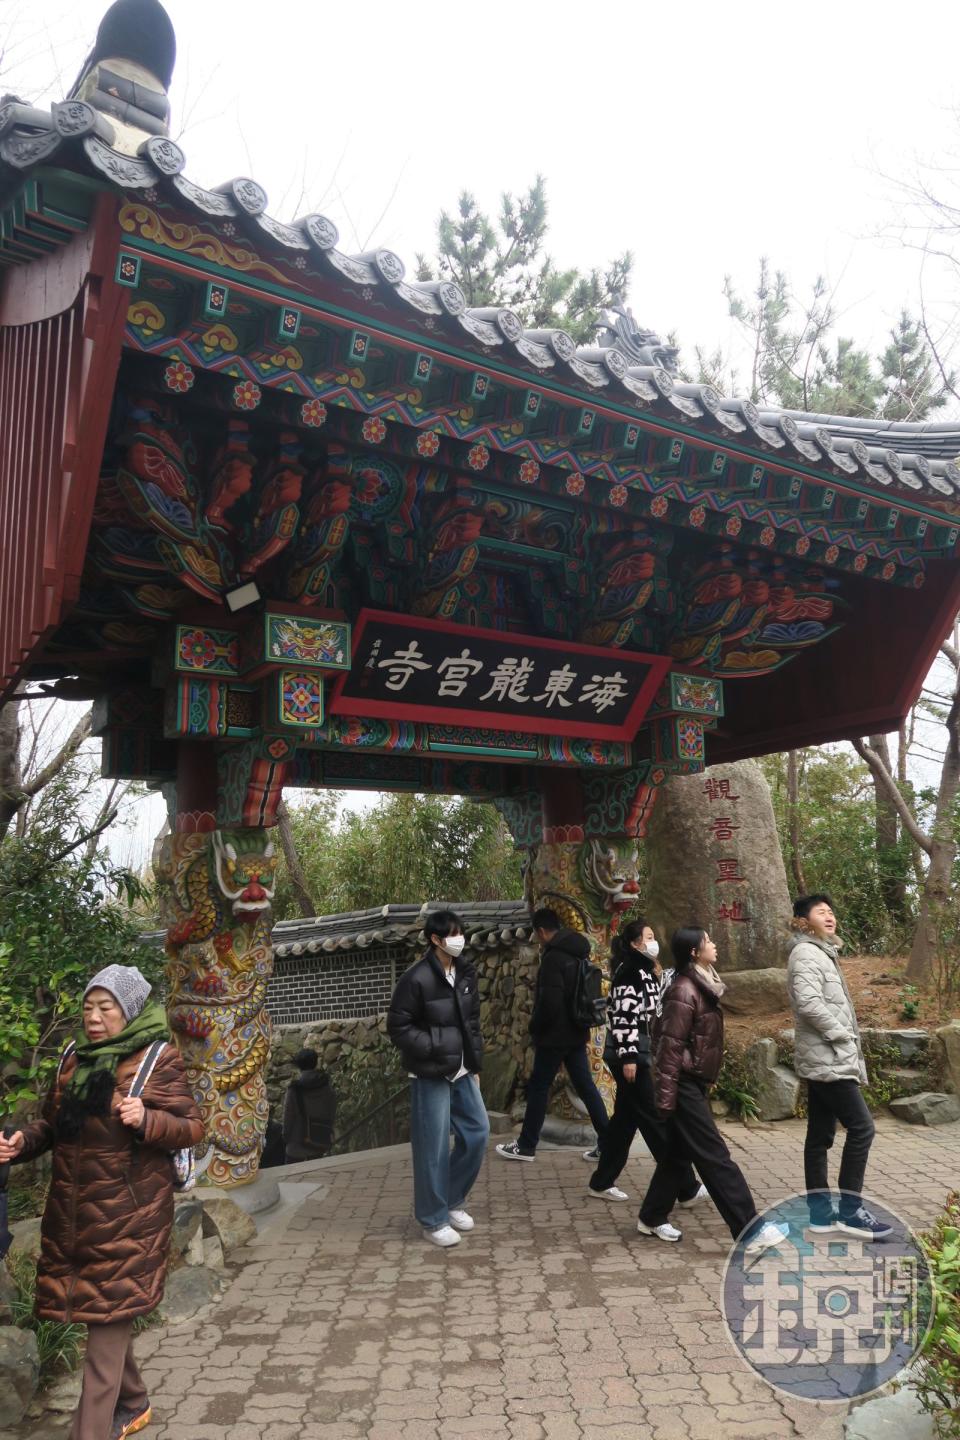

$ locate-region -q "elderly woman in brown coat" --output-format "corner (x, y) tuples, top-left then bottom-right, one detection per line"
(0, 964), (203, 1440)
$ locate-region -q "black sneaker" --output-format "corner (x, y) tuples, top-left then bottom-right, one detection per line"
(836, 1207), (892, 1239)
(495, 1141), (535, 1162)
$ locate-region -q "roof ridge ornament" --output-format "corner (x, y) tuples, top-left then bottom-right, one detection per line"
(597, 299), (679, 376)
(68, 0), (176, 156)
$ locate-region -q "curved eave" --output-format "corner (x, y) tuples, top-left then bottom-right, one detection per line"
(2, 106), (959, 507)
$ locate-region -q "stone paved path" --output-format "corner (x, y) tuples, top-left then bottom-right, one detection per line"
(23, 1115), (960, 1439)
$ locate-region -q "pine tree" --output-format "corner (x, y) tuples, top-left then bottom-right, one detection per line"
(416, 176), (633, 345)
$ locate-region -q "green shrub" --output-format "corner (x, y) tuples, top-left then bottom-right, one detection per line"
(5, 1250), (85, 1382)
(713, 1045), (760, 1121)
(913, 1192), (960, 1436)
(328, 1032), (409, 1153)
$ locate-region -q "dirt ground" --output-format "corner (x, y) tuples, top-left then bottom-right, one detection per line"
(724, 953), (960, 1045)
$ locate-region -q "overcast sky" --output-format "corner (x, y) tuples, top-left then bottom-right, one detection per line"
(4, 0), (958, 866)
(4, 0), (960, 372)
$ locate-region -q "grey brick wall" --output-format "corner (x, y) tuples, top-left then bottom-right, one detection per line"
(266, 946), (408, 1026)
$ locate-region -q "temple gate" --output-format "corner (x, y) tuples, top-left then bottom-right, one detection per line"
(3, 0), (960, 1182)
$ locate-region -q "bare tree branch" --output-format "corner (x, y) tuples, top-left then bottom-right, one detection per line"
(852, 737), (932, 855)
(276, 800), (316, 918)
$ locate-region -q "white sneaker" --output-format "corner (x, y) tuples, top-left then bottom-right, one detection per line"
(448, 1209), (474, 1231)
(677, 1184), (710, 1208)
(589, 1185), (629, 1202)
(744, 1221), (789, 1256)
(424, 1224), (461, 1247)
(637, 1219), (682, 1242)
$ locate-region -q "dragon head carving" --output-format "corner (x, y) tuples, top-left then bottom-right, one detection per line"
(212, 829), (278, 915)
(581, 838), (641, 917)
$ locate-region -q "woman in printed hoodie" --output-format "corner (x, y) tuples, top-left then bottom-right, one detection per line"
(787, 893), (890, 1238)
(587, 916), (707, 1210)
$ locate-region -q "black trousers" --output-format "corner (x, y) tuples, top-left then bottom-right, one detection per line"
(804, 1078), (875, 1220)
(518, 1044), (610, 1154)
(589, 1061), (700, 1201)
(639, 1074), (758, 1238)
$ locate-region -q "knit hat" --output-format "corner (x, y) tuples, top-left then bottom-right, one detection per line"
(83, 964), (152, 1021)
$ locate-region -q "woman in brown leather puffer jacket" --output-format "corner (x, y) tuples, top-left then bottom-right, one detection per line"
(636, 928), (787, 1257)
(0, 964), (203, 1440)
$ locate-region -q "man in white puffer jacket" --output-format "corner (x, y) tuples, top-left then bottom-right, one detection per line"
(787, 893), (891, 1239)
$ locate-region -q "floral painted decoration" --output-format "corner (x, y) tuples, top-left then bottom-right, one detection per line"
(164, 360), (195, 393)
(519, 458), (541, 485)
(467, 444), (490, 471)
(233, 379), (261, 410)
(609, 485), (628, 508)
(416, 430), (440, 457)
(362, 416), (387, 444)
(300, 399), (328, 428)
(564, 471), (585, 496)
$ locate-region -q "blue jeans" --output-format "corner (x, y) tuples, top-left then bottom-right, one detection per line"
(518, 1045), (610, 1155)
(409, 1073), (490, 1230)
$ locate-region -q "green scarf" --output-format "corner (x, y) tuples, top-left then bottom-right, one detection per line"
(67, 1000), (171, 1101)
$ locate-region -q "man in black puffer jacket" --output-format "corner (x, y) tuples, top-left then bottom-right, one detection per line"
(496, 907), (610, 1162)
(387, 910), (489, 1247)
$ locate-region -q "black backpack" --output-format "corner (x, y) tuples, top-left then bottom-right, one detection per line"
(570, 954), (608, 1029)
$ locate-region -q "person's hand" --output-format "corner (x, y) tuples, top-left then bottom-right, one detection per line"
(622, 1063), (637, 1083)
(117, 1097), (145, 1130)
(0, 1130), (25, 1163)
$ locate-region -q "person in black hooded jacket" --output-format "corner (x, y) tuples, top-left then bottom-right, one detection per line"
(496, 907), (610, 1161)
(387, 910), (489, 1247)
(282, 1048), (337, 1163)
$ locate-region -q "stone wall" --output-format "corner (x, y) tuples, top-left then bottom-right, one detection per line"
(265, 941), (540, 1121)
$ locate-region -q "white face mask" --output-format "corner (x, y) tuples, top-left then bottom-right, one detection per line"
(643, 939), (660, 961)
(441, 935), (465, 958)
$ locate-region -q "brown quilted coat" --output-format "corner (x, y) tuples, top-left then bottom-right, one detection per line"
(653, 968), (725, 1113)
(16, 1043), (203, 1324)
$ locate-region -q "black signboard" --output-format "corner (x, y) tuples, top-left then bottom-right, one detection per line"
(329, 610), (671, 740)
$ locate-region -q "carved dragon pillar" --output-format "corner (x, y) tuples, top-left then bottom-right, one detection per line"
(157, 742), (284, 1187)
(522, 770), (656, 1115)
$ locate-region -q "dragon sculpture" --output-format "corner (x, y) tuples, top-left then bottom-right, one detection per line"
(526, 836), (642, 1114)
(158, 827), (277, 1186)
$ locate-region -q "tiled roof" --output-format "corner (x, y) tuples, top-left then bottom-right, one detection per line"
(272, 901), (531, 958)
(140, 900), (532, 958)
(2, 97), (959, 501)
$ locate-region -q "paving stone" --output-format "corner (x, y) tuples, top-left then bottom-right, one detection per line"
(10, 1120), (957, 1440)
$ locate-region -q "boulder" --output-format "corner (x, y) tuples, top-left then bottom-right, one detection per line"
(646, 760), (792, 971)
(0, 1325), (40, 1428)
(479, 1046), (519, 1113)
(721, 969), (790, 1017)
(933, 1020), (960, 1095)
(843, 1382), (933, 1439)
(746, 1038), (800, 1121)
(202, 1234), (225, 1269)
(710, 1098), (731, 1118)
(184, 1226), (206, 1267)
(885, 1068), (928, 1099)
(159, 1264), (227, 1324)
(485, 1111), (514, 1135)
(539, 1116), (596, 1147)
(170, 1197), (203, 1257)
(43, 1370), (83, 1413)
(199, 1195), (257, 1254)
(0, 1262), (16, 1323)
(889, 1092), (960, 1126)
(861, 1028), (929, 1063)
(8, 1217), (42, 1262)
